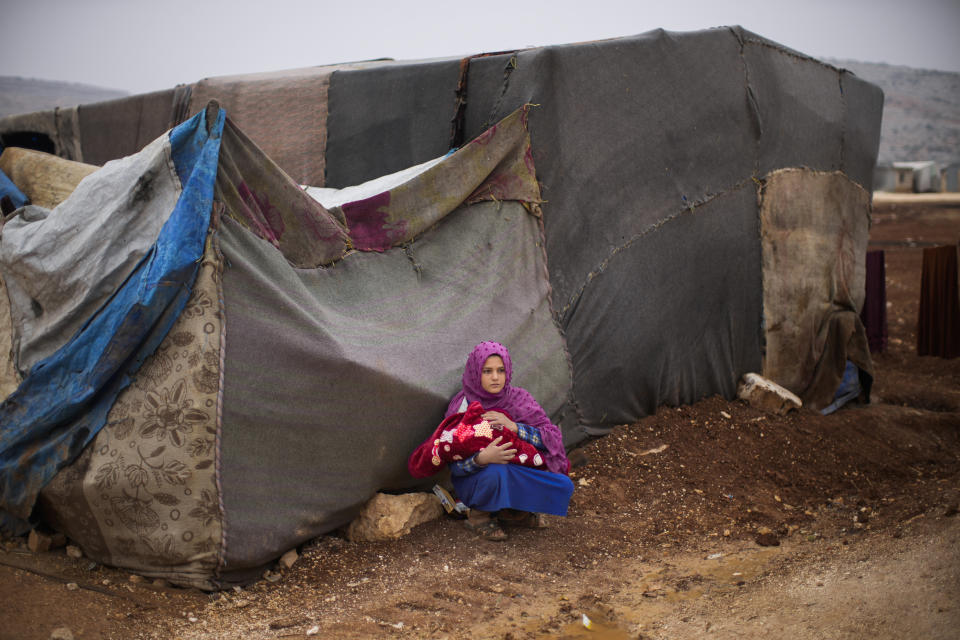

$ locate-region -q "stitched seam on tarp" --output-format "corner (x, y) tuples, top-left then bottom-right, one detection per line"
(481, 54), (518, 133)
(557, 180), (754, 323)
(742, 36), (844, 73)
(449, 57), (471, 150)
(731, 27), (763, 177)
(402, 242), (423, 280)
(534, 203), (587, 437)
(211, 204), (229, 585)
(838, 72), (848, 172)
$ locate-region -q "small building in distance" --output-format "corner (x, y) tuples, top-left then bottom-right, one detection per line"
(892, 160), (941, 192)
(940, 161), (960, 192)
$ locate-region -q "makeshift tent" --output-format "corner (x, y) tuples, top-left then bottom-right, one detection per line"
(0, 27), (883, 588)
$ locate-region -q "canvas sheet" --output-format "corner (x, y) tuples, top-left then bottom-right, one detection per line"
(0, 107), (82, 162)
(38, 229), (225, 590)
(217, 198), (571, 574)
(759, 168), (873, 408)
(78, 89), (177, 166)
(325, 58), (463, 187)
(189, 62), (394, 187)
(918, 244), (960, 358)
(0, 106), (224, 526)
(213, 116), (349, 269)
(0, 147), (98, 210)
(1, 137), (181, 372)
(323, 27), (883, 430)
(0, 275), (19, 401)
(214, 108), (572, 575)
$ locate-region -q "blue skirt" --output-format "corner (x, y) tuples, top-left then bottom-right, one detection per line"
(451, 464), (574, 516)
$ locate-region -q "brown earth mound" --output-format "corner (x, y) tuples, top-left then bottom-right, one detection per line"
(1, 200), (958, 640)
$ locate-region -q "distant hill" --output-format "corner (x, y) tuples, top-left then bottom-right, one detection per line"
(826, 59), (960, 165)
(3, 62), (958, 166)
(0, 76), (128, 118)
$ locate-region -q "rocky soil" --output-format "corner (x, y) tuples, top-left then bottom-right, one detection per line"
(1, 200), (958, 640)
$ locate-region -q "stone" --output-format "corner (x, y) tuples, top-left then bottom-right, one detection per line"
(28, 529), (51, 553)
(755, 531), (781, 547)
(49, 628), (74, 640)
(737, 373), (802, 415)
(263, 570), (282, 583)
(65, 545), (83, 559)
(129, 574), (147, 583)
(346, 492), (443, 542)
(28, 529), (67, 553)
(279, 549), (298, 569)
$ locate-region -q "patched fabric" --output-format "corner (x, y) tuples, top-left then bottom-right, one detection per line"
(760, 168), (874, 408)
(39, 229), (225, 590)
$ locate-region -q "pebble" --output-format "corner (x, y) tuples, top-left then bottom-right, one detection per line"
(49, 628), (74, 640)
(306, 626), (320, 636)
(279, 549), (299, 569)
(65, 545), (83, 559)
(755, 532), (780, 547)
(65, 583), (79, 591)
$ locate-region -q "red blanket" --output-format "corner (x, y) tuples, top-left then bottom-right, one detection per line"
(408, 402), (545, 478)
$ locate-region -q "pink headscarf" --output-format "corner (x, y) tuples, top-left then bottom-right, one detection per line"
(446, 341), (570, 475)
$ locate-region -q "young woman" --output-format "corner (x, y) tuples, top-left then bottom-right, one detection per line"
(446, 341), (574, 540)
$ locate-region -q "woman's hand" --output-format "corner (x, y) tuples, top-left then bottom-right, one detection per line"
(475, 436), (517, 465)
(483, 411), (518, 433)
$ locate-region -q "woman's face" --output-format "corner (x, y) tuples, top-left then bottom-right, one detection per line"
(480, 355), (506, 394)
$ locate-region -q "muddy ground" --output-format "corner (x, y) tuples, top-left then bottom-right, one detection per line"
(2, 200), (958, 640)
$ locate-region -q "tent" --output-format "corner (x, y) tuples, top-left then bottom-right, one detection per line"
(0, 27), (882, 588)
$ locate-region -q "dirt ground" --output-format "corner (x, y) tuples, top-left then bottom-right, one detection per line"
(2, 199), (958, 640)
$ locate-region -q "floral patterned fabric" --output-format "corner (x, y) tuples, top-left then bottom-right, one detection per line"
(38, 228), (224, 590)
(0, 275), (20, 401)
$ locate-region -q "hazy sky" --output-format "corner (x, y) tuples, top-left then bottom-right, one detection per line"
(3, 0), (959, 94)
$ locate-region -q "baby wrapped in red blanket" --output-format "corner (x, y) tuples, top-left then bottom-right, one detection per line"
(409, 401), (544, 478)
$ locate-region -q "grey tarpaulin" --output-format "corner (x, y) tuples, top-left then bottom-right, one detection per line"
(325, 58), (464, 187)
(77, 89), (176, 166)
(188, 62), (395, 187)
(322, 26), (883, 431)
(12, 106), (568, 587)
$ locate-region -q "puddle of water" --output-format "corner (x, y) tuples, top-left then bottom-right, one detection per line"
(552, 610), (634, 640)
(519, 547), (785, 639)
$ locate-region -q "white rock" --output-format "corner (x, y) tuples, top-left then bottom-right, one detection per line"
(50, 627), (74, 640)
(65, 545), (83, 559)
(737, 373), (802, 415)
(346, 493), (443, 542)
(306, 626), (320, 636)
(279, 549), (298, 569)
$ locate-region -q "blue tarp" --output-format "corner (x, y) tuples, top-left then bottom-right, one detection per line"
(0, 107), (225, 529)
(0, 166), (29, 211)
(820, 360), (862, 415)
